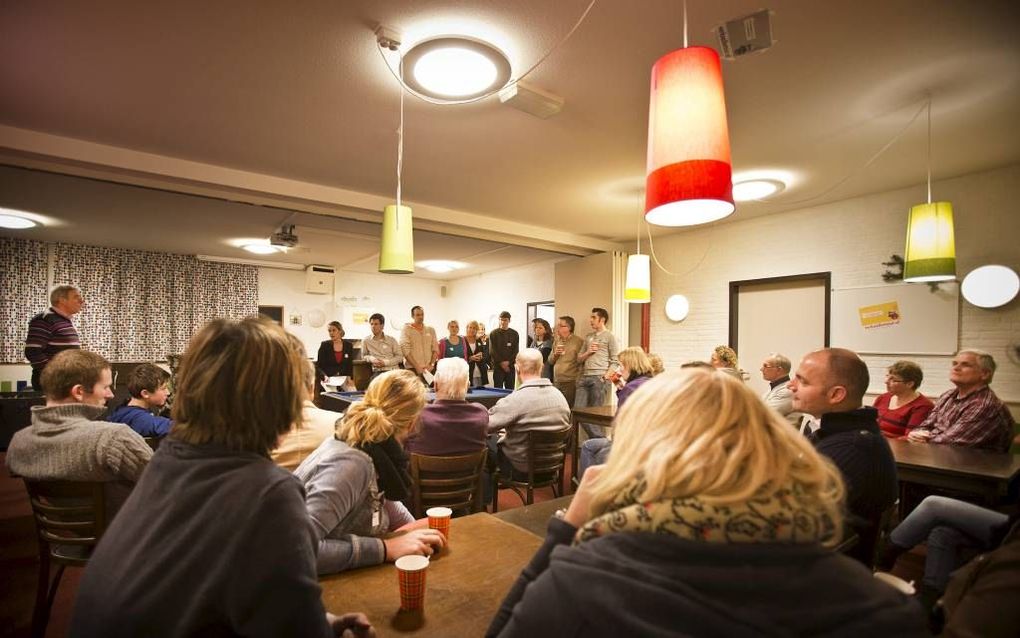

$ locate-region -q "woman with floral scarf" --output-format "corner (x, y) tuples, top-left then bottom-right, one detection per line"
(488, 367), (927, 637)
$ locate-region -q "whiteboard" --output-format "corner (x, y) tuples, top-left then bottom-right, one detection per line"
(830, 283), (959, 355)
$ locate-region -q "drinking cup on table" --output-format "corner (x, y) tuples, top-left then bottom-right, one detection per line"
(426, 507), (453, 543)
(395, 555), (430, 610)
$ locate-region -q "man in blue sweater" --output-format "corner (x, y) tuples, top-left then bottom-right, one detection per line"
(789, 347), (898, 564)
(108, 363), (172, 437)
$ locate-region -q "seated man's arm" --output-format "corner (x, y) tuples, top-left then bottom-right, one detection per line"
(933, 400), (1012, 449)
(101, 430), (154, 482)
(487, 398), (517, 434)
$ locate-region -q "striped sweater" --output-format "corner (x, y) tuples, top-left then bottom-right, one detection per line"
(24, 307), (81, 369)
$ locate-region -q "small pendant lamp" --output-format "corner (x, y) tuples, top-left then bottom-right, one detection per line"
(903, 99), (955, 283)
(645, 2), (734, 227)
(625, 221), (650, 303)
(379, 54), (415, 274)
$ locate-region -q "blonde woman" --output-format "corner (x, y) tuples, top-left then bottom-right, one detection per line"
(710, 344), (749, 381)
(488, 368), (926, 637)
(295, 370), (445, 575)
(464, 320), (490, 387)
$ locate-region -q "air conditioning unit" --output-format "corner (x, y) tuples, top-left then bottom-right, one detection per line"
(305, 265), (335, 294)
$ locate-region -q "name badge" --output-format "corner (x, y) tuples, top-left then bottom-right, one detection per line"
(372, 510), (381, 528)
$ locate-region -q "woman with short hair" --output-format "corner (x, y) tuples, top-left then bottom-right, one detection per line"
(316, 321), (354, 380)
(873, 360), (934, 438)
(489, 368), (927, 637)
(439, 319), (467, 360)
(72, 316), (372, 637)
(464, 320), (490, 387)
(295, 369), (445, 575)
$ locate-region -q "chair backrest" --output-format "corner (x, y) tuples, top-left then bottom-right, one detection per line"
(24, 480), (107, 557)
(409, 449), (487, 518)
(525, 427), (572, 486)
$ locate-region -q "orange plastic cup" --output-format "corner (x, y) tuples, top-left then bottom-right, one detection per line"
(395, 555), (429, 610)
(426, 506), (452, 542)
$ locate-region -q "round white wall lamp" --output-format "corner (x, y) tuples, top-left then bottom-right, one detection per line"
(665, 294), (690, 322)
(403, 37), (512, 100)
(961, 265), (1019, 308)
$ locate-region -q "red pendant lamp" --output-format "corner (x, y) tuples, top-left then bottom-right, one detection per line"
(645, 10), (734, 227)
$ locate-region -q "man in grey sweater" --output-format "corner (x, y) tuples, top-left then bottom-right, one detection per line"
(6, 349), (152, 516)
(486, 349), (571, 496)
(575, 307), (620, 437)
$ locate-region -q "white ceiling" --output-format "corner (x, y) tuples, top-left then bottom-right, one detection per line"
(1, 0), (1018, 274)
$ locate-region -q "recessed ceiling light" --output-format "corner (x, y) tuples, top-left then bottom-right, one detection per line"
(416, 260), (467, 273)
(732, 179), (786, 202)
(0, 209), (40, 229)
(242, 243), (283, 255)
(403, 37), (511, 100)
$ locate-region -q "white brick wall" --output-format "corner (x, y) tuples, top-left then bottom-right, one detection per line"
(648, 164), (1020, 408)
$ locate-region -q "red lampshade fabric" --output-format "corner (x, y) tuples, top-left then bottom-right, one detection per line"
(645, 46), (734, 225)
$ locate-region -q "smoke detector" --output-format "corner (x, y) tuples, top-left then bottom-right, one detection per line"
(498, 81), (564, 119)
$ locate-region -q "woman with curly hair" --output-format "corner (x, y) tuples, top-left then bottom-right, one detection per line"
(295, 369), (446, 575)
(488, 368), (926, 637)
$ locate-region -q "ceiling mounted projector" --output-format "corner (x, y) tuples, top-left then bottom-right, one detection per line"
(270, 224), (299, 248)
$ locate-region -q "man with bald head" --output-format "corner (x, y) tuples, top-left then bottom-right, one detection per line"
(789, 348), (898, 562)
(483, 349), (571, 503)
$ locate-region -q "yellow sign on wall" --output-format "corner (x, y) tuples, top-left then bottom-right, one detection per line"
(858, 301), (901, 329)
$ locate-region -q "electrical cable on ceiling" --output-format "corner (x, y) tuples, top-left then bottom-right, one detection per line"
(376, 0), (598, 105)
(750, 98), (929, 206)
(644, 220), (711, 278)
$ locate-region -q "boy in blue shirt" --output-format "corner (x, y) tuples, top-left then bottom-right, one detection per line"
(108, 363), (172, 437)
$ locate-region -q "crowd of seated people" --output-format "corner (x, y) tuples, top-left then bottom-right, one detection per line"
(7, 298), (1019, 636)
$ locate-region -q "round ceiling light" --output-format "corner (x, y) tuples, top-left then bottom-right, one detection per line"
(961, 265), (1019, 308)
(0, 209), (40, 229)
(403, 37), (511, 100)
(242, 243), (283, 255)
(416, 260), (467, 273)
(732, 179), (786, 202)
(665, 294), (690, 322)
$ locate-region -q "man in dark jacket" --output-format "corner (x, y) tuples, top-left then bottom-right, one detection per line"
(489, 311), (520, 390)
(789, 347), (899, 563)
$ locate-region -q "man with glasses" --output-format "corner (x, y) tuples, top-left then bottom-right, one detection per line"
(906, 349), (1013, 452)
(759, 353), (802, 427)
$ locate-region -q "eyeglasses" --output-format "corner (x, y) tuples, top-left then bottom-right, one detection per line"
(885, 376), (906, 383)
(761, 363), (778, 369)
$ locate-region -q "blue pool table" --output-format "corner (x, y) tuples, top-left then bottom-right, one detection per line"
(320, 386), (513, 412)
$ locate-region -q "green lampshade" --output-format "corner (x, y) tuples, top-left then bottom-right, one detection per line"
(903, 201), (956, 282)
(379, 204), (414, 274)
(624, 254), (650, 303)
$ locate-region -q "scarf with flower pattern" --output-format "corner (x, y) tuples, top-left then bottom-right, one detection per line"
(575, 478), (837, 546)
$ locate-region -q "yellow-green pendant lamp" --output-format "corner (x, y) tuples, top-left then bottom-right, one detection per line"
(903, 99), (955, 283)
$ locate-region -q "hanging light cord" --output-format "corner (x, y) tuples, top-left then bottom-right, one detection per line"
(644, 221), (711, 278)
(683, 0), (688, 48)
(376, 0), (598, 106)
(395, 54), (405, 226)
(750, 99), (928, 207)
(926, 97), (932, 204)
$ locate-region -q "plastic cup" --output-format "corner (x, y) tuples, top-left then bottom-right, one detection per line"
(426, 507), (452, 542)
(395, 555), (430, 610)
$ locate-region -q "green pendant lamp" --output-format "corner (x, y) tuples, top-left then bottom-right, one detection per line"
(379, 54), (415, 274)
(903, 99), (955, 283)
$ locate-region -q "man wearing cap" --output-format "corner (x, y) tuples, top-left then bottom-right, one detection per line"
(489, 311), (520, 390)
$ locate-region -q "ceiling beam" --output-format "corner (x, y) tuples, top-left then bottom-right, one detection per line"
(0, 125), (623, 257)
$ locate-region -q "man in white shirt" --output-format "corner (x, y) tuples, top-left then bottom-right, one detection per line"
(362, 313), (404, 377)
(759, 353), (803, 427)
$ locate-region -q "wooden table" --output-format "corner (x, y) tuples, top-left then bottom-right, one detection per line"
(319, 513), (541, 636)
(570, 405), (615, 482)
(889, 438), (1020, 508)
(493, 495), (574, 537)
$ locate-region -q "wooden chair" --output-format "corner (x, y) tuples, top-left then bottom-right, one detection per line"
(409, 449), (488, 518)
(491, 427), (571, 513)
(844, 500), (900, 569)
(24, 480), (108, 638)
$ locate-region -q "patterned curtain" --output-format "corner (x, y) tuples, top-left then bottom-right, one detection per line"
(37, 242), (259, 362)
(0, 238), (50, 363)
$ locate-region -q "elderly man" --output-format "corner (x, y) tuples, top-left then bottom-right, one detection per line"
(485, 349), (571, 497)
(25, 284), (84, 392)
(548, 315), (585, 407)
(907, 349), (1014, 452)
(788, 347), (898, 563)
(363, 312), (404, 377)
(6, 349), (153, 517)
(400, 305), (439, 381)
(405, 358), (488, 457)
(759, 353), (803, 427)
